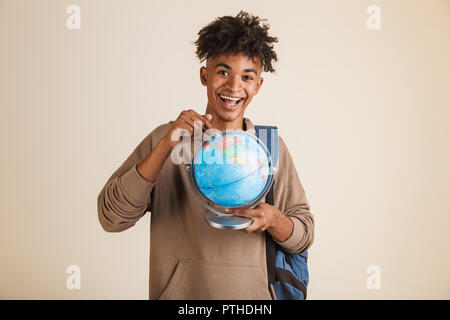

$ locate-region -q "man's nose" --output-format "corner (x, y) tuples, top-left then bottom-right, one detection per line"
(225, 75), (243, 92)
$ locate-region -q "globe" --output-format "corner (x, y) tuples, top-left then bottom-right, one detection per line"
(187, 129), (275, 219)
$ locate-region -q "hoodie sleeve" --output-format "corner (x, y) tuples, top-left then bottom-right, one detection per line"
(97, 126), (165, 233)
(272, 135), (315, 254)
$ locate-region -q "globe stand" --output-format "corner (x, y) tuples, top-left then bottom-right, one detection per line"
(204, 210), (252, 230)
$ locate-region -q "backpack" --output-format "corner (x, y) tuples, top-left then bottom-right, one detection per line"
(255, 125), (310, 300)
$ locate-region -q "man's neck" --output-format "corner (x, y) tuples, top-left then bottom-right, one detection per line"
(205, 105), (245, 131)
(210, 117), (245, 131)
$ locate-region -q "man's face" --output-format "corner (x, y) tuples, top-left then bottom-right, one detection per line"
(200, 53), (264, 124)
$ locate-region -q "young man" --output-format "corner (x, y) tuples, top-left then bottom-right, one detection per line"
(97, 11), (314, 300)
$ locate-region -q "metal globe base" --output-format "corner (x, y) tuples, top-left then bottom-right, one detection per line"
(204, 210), (253, 230)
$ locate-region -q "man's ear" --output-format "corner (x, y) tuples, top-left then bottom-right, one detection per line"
(200, 66), (208, 86)
(254, 77), (264, 95)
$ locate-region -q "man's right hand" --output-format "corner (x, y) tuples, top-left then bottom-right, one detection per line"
(162, 109), (213, 149)
(137, 109), (213, 183)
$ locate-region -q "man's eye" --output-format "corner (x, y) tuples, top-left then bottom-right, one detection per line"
(243, 75), (253, 81)
(218, 70), (229, 76)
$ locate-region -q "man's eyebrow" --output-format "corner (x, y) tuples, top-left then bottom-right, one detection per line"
(215, 63), (258, 76)
(215, 62), (231, 70)
(243, 68), (258, 75)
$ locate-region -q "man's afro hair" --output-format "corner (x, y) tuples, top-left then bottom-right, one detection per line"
(194, 11), (278, 73)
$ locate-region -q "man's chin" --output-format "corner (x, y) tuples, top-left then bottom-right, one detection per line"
(217, 108), (242, 122)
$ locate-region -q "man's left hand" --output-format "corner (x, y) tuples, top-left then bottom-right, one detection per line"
(225, 203), (294, 242)
(225, 203), (281, 233)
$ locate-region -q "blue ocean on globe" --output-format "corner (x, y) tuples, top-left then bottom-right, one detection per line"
(193, 130), (271, 207)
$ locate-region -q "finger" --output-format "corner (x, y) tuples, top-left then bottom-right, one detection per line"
(179, 120), (194, 135)
(192, 113), (213, 130)
(171, 121), (193, 141)
(179, 114), (198, 132)
(255, 202), (270, 210)
(245, 221), (267, 233)
(201, 114), (213, 129)
(186, 110), (213, 130)
(181, 113), (210, 132)
(226, 207), (260, 218)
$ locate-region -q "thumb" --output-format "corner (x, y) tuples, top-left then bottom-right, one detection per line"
(205, 113), (212, 121)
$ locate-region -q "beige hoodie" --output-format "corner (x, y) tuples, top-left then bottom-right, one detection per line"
(97, 117), (314, 299)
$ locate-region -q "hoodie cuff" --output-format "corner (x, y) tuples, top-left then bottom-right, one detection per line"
(274, 217), (304, 250)
(119, 164), (156, 203)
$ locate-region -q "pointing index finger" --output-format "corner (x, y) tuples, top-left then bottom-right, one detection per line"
(201, 114), (213, 130)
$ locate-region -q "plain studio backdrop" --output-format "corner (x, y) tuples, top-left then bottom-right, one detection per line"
(1, 0), (449, 299)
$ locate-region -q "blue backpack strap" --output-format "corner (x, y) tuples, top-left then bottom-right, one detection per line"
(255, 125), (278, 299)
(256, 125), (308, 300)
(254, 125), (279, 173)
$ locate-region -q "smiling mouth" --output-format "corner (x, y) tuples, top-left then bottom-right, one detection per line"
(218, 94), (246, 110)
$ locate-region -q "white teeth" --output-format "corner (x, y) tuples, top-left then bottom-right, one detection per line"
(219, 94), (242, 101)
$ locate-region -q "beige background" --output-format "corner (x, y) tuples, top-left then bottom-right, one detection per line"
(1, 0), (449, 299)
